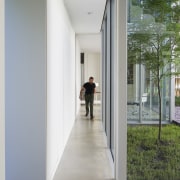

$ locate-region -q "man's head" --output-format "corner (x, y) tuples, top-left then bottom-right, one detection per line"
(89, 76), (94, 84)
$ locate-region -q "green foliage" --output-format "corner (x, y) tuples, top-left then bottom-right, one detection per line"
(127, 125), (180, 180)
(175, 96), (180, 106)
(128, 26), (179, 82)
(128, 0), (180, 80)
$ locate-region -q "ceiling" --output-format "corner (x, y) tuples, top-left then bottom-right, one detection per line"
(64, 0), (106, 52)
(76, 33), (101, 53)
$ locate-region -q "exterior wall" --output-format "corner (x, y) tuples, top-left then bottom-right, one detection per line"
(0, 0), (5, 179)
(47, 0), (76, 179)
(5, 0), (47, 180)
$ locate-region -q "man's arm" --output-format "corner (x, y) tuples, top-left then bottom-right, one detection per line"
(80, 86), (85, 94)
(79, 86), (85, 100)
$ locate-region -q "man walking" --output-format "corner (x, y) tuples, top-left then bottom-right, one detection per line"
(80, 77), (96, 119)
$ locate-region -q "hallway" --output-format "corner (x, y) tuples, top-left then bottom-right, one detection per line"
(53, 105), (114, 180)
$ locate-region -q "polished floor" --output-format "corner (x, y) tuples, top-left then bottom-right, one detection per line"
(53, 105), (114, 180)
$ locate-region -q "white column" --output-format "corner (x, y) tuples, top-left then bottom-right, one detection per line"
(115, 0), (127, 179)
(171, 75), (175, 121)
(5, 0), (47, 179)
(0, 0), (5, 179)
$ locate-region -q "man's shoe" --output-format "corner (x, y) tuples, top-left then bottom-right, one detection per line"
(90, 115), (94, 120)
(85, 113), (88, 117)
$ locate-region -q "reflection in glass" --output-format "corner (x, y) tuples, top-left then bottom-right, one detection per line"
(127, 0), (173, 123)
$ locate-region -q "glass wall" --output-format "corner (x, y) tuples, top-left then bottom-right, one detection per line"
(102, 1), (127, 178)
(127, 0), (173, 123)
(175, 66), (180, 96)
(101, 0), (115, 158)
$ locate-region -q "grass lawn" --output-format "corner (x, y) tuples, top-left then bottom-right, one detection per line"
(127, 124), (180, 180)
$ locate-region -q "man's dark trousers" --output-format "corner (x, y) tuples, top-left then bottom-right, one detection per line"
(85, 94), (94, 117)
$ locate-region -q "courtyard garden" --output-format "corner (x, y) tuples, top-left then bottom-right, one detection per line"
(128, 125), (180, 180)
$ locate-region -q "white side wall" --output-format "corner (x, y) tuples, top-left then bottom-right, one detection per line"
(0, 0), (5, 179)
(5, 0), (47, 180)
(75, 38), (81, 114)
(47, 0), (76, 179)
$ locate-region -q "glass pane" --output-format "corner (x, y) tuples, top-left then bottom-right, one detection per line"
(127, 64), (140, 122)
(127, 0), (174, 123)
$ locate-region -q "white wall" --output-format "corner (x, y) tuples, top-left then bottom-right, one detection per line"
(47, 0), (76, 179)
(5, 0), (47, 180)
(82, 52), (101, 103)
(75, 38), (81, 114)
(84, 53), (101, 92)
(0, 0), (5, 179)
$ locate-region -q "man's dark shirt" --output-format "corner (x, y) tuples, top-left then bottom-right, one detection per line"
(83, 82), (96, 95)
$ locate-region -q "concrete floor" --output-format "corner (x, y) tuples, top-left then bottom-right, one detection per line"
(53, 105), (114, 180)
